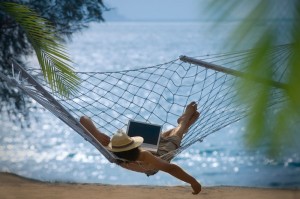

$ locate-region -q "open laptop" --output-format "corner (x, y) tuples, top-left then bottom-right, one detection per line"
(126, 120), (162, 153)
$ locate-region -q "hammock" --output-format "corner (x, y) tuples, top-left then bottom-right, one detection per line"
(0, 44), (289, 164)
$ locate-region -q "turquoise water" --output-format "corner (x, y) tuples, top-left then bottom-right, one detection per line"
(0, 22), (299, 187)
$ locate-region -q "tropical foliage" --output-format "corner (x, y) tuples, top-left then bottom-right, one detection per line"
(208, 0), (300, 155)
(1, 2), (80, 97)
(0, 0), (106, 122)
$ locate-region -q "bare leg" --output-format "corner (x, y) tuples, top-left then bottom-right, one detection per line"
(182, 111), (200, 133)
(162, 102), (200, 139)
(161, 128), (173, 138)
(167, 111), (200, 139)
(161, 111), (200, 138)
(79, 116), (110, 146)
(166, 124), (188, 139)
(177, 101), (197, 124)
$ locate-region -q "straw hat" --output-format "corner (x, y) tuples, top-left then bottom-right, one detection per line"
(106, 132), (143, 152)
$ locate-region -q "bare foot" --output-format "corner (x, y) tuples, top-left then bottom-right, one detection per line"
(186, 111), (200, 128)
(177, 102), (197, 124)
(176, 111), (200, 138)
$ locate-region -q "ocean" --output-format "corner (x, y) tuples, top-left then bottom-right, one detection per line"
(0, 22), (299, 188)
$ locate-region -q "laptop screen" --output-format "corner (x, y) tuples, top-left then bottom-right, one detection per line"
(127, 120), (162, 146)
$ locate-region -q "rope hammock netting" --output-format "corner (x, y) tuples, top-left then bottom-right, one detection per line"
(0, 44), (290, 164)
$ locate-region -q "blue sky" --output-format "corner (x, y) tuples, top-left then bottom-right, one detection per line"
(103, 0), (292, 22)
(104, 0), (205, 21)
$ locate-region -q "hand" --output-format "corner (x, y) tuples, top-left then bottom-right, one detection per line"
(191, 181), (201, 195)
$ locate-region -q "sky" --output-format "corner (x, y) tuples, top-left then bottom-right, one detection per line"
(103, 0), (293, 22)
(103, 0), (205, 21)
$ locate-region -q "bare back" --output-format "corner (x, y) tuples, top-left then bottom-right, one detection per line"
(118, 150), (165, 174)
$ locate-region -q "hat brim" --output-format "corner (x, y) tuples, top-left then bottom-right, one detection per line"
(106, 136), (144, 152)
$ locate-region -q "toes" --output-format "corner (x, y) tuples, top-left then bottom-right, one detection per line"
(178, 102), (199, 124)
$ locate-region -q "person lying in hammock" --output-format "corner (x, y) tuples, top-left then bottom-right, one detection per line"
(80, 101), (201, 194)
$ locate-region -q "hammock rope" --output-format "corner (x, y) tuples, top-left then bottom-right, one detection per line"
(0, 44), (290, 164)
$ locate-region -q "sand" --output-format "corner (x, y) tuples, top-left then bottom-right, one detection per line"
(0, 172), (299, 199)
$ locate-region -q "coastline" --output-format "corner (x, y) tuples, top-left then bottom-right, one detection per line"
(0, 172), (299, 199)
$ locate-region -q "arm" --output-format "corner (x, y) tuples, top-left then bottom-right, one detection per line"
(140, 150), (201, 194)
(79, 116), (110, 146)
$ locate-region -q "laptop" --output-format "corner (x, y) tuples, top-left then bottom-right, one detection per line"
(126, 120), (162, 153)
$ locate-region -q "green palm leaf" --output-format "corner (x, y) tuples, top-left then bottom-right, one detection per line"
(0, 2), (80, 98)
(207, 0), (300, 155)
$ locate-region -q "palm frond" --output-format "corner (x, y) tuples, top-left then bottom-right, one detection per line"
(0, 2), (80, 98)
(207, 0), (300, 155)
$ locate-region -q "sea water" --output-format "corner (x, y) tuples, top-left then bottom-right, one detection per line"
(0, 22), (299, 187)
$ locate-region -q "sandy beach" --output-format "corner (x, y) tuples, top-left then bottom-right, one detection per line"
(0, 172), (299, 199)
